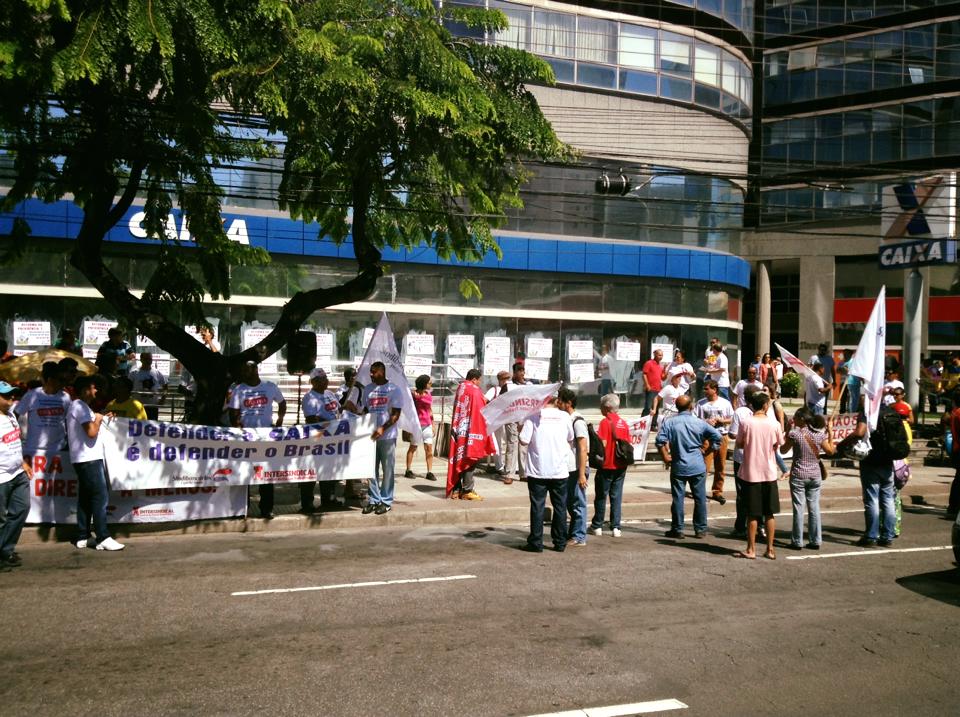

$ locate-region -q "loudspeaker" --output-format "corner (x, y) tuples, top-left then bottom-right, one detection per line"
(287, 331), (317, 375)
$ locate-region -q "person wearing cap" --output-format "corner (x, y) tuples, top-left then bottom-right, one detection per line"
(229, 361), (286, 519)
(301, 368), (341, 512)
(14, 361), (71, 471)
(0, 381), (31, 568)
(657, 370), (686, 425)
(67, 375), (124, 551)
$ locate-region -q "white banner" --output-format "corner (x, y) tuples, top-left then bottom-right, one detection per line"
(447, 334), (475, 356)
(567, 340), (594, 362)
(525, 337), (553, 359)
(830, 413), (861, 443)
(13, 321), (51, 347)
(26, 452), (247, 524)
(524, 357), (551, 381)
(569, 362), (595, 384)
(404, 333), (435, 357)
(625, 415), (653, 462)
(481, 382), (560, 432)
(616, 341), (642, 362)
(101, 415), (378, 490)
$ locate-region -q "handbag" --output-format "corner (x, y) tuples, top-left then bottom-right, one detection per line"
(802, 430), (827, 481)
(609, 417), (635, 466)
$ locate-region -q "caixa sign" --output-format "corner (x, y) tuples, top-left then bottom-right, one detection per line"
(878, 239), (956, 270)
(128, 210), (249, 245)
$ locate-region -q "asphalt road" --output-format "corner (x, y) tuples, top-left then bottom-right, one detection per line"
(2, 506), (958, 717)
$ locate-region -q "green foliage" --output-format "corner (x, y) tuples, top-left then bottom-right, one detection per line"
(780, 370), (801, 398)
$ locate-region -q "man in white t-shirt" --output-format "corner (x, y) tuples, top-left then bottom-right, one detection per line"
(557, 387), (589, 547)
(657, 370), (686, 424)
(733, 366), (764, 408)
(129, 352), (168, 420)
(519, 394), (574, 553)
(702, 344), (731, 401)
(301, 368), (342, 512)
(694, 379), (735, 504)
(229, 361), (286, 519)
(360, 361), (404, 515)
(502, 363), (528, 484)
(67, 376), (124, 551)
(805, 362), (831, 415)
(15, 360), (71, 466)
(483, 371), (511, 476)
(0, 381), (31, 569)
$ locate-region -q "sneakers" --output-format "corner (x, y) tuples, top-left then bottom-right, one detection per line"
(664, 529), (685, 539)
(374, 503), (392, 515)
(805, 543), (821, 550)
(1, 552), (22, 567)
(856, 537), (877, 548)
(362, 503), (379, 514)
(425, 472), (437, 482)
(75, 539), (89, 550)
(877, 538), (893, 548)
(694, 531), (707, 539)
(459, 491), (483, 501)
(591, 527), (602, 537)
(95, 537), (125, 551)
(404, 469), (415, 479)
(712, 495), (727, 505)
(612, 528), (622, 538)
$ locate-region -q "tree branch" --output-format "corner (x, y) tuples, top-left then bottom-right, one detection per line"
(105, 159), (146, 228)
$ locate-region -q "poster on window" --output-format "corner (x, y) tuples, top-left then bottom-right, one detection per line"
(616, 341), (642, 362)
(525, 357), (551, 381)
(446, 334), (475, 357)
(447, 357), (475, 380)
(83, 320), (115, 346)
(568, 362), (595, 384)
(13, 321), (51, 347)
(404, 334), (435, 357)
(316, 333), (334, 357)
(482, 335), (511, 377)
(567, 340), (593, 362)
(242, 327), (277, 372)
(651, 343), (674, 366)
(525, 337), (553, 359)
(362, 328), (375, 349)
(136, 333), (157, 348)
(403, 354), (433, 378)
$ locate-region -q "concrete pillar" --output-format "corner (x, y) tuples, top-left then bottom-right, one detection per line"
(755, 260), (772, 356)
(798, 255), (836, 353)
(903, 268), (924, 409)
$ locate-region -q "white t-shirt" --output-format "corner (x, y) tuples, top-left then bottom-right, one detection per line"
(568, 412), (590, 475)
(129, 367), (168, 403)
(229, 381), (284, 428)
(363, 381), (405, 441)
(728, 405), (755, 464)
(520, 406), (574, 479)
(733, 379), (764, 408)
(694, 396), (734, 435)
(303, 389), (340, 422)
(883, 379), (904, 405)
(66, 400), (103, 463)
(709, 352), (730, 387)
(805, 374), (826, 410)
(15, 387), (71, 454)
(658, 384), (685, 412)
(0, 411), (25, 484)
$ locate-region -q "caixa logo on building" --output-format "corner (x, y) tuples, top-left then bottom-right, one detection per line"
(127, 210), (249, 245)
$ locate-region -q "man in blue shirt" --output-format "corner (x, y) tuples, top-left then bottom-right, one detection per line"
(656, 394), (722, 539)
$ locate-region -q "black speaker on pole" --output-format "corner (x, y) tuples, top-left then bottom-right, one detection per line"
(287, 331), (317, 375)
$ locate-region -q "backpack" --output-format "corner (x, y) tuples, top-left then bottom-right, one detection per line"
(893, 459), (911, 490)
(872, 409), (911, 461)
(585, 421), (606, 470)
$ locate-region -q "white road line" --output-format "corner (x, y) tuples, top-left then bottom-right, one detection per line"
(231, 574), (476, 597)
(787, 545), (952, 561)
(527, 699), (688, 717)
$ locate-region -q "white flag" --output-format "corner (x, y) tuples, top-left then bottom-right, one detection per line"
(481, 382), (560, 433)
(847, 287), (887, 430)
(356, 313), (423, 444)
(774, 343), (819, 381)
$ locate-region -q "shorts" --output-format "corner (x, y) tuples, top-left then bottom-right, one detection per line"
(743, 481), (780, 517)
(418, 424), (434, 446)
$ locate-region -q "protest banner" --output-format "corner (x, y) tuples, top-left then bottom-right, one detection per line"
(625, 415), (653, 462)
(26, 452), (247, 524)
(829, 413), (861, 443)
(481, 382), (560, 433)
(100, 414), (378, 490)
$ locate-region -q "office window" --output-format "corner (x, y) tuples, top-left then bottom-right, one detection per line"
(491, 1), (531, 50)
(660, 32), (693, 77)
(576, 17), (616, 65)
(619, 24), (656, 70)
(531, 11), (575, 58)
(695, 44), (720, 86)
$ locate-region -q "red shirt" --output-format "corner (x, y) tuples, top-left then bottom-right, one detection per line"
(597, 411), (631, 469)
(951, 407), (960, 456)
(642, 359), (663, 392)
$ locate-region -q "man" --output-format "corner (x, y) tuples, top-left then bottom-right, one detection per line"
(446, 369), (495, 501)
(597, 343), (613, 396)
(695, 379), (735, 505)
(837, 405), (898, 547)
(805, 362), (831, 415)
(502, 362), (527, 485)
(702, 344), (731, 401)
(67, 376), (124, 550)
(105, 376), (148, 419)
(733, 365), (764, 408)
(733, 390), (783, 560)
(810, 343), (835, 385)
(728, 385), (762, 538)
(337, 366), (365, 505)
(15, 361), (71, 469)
(642, 349), (664, 426)
(657, 394), (722, 539)
(589, 393), (631, 538)
(97, 327), (133, 374)
(360, 361), (403, 515)
(519, 394), (573, 552)
(229, 361), (286, 519)
(557, 387), (588, 547)
(54, 328), (80, 354)
(483, 370), (511, 476)
(0, 382), (31, 569)
(129, 352), (168, 420)
(302, 368), (341, 512)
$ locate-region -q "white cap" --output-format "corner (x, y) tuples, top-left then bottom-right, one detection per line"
(668, 367), (685, 379)
(309, 367), (327, 380)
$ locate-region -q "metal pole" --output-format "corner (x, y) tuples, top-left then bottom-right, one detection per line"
(903, 268), (923, 412)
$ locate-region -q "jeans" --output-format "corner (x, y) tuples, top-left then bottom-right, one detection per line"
(860, 460), (896, 541)
(368, 438), (397, 506)
(599, 379), (613, 396)
(719, 387), (731, 401)
(790, 477), (822, 546)
(565, 471), (587, 543)
(590, 468), (626, 531)
(847, 383), (861, 414)
(642, 391), (659, 418)
(0, 472), (29, 558)
(807, 403), (825, 416)
(775, 451), (788, 475)
(527, 478), (567, 550)
(74, 459), (111, 543)
(670, 472), (707, 534)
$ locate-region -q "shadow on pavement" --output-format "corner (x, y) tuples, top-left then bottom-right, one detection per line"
(652, 538), (738, 556)
(896, 569), (960, 607)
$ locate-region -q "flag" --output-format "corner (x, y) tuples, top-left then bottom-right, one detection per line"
(481, 382), (560, 433)
(847, 287), (887, 430)
(446, 380), (496, 497)
(774, 343), (819, 381)
(356, 313), (423, 444)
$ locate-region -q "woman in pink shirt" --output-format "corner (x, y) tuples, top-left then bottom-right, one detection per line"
(405, 375), (436, 481)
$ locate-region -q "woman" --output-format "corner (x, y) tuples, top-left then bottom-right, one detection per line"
(666, 350), (696, 395)
(780, 407), (835, 550)
(405, 374), (436, 481)
(759, 353), (773, 387)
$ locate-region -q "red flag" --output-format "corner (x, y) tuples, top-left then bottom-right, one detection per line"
(445, 380), (496, 497)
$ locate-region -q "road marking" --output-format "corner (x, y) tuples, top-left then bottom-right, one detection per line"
(527, 699), (688, 717)
(787, 545), (952, 561)
(231, 574), (476, 597)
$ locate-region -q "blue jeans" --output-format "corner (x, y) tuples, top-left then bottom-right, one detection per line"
(719, 387), (730, 401)
(599, 379), (613, 396)
(74, 459), (111, 543)
(860, 460), (896, 541)
(846, 383), (861, 414)
(368, 438), (396, 506)
(670, 472), (707, 534)
(0, 472), (29, 558)
(565, 471), (587, 543)
(775, 451), (788, 475)
(790, 477), (822, 546)
(590, 468), (626, 531)
(527, 478), (567, 550)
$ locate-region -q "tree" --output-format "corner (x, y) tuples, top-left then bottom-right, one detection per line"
(0, 0), (568, 422)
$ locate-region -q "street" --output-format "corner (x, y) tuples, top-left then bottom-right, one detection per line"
(2, 506), (958, 717)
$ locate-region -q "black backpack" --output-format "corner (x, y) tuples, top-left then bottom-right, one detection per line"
(585, 421), (607, 470)
(872, 409), (911, 461)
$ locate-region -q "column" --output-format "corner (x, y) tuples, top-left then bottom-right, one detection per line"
(903, 268), (923, 409)
(755, 260), (771, 356)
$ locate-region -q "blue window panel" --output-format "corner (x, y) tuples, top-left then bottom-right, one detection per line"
(689, 252), (712, 279)
(619, 70), (657, 95)
(405, 243), (440, 265)
(556, 244), (585, 273)
(709, 254), (728, 282)
(695, 83), (721, 109)
(661, 76), (692, 101)
(498, 240), (529, 270)
(336, 237), (356, 260)
(302, 238), (340, 257)
(380, 245), (407, 262)
(267, 237), (303, 256)
(638, 248), (666, 276)
(665, 249), (691, 279)
(611, 244), (640, 275)
(476, 248), (502, 269)
(584, 248), (613, 275)
(30, 200), (72, 239)
(577, 63), (617, 89)
(546, 58), (575, 83)
(528, 239), (558, 271)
